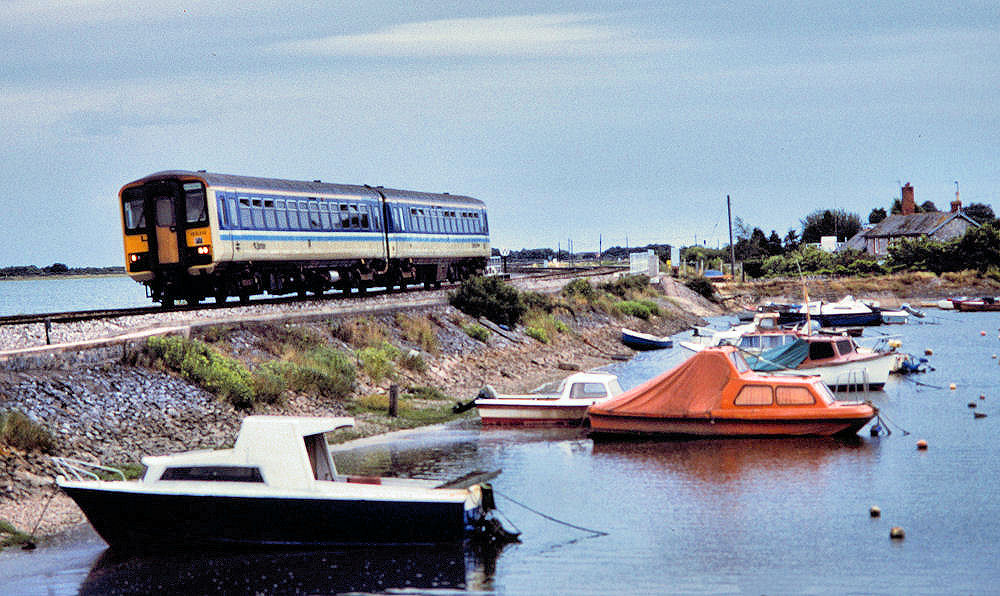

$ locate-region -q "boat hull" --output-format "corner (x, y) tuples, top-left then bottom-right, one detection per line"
(955, 300), (1000, 312)
(477, 402), (591, 426)
(61, 485), (480, 550)
(621, 330), (674, 351)
(588, 412), (873, 438)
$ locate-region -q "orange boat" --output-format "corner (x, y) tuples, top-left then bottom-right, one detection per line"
(588, 346), (876, 438)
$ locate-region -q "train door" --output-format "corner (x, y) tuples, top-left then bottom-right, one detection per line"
(152, 183), (181, 265)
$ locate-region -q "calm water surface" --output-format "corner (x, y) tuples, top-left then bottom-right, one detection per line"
(0, 277), (149, 316)
(1, 308), (999, 594)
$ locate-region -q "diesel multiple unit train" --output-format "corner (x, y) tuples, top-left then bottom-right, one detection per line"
(119, 171), (490, 305)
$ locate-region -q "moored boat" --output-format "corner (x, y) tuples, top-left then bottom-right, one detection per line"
(587, 347), (876, 438)
(56, 416), (511, 550)
(475, 372), (623, 426)
(744, 334), (896, 391)
(954, 297), (1000, 311)
(621, 328), (674, 350)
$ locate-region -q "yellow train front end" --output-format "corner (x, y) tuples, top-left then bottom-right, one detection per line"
(119, 172), (218, 305)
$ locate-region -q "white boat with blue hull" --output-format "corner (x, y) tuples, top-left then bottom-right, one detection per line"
(56, 416), (511, 550)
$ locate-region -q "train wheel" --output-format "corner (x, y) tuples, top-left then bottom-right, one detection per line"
(162, 298), (175, 308)
(238, 293), (250, 305)
(215, 293), (227, 304)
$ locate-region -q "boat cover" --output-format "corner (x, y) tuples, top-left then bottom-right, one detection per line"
(743, 339), (810, 372)
(589, 349), (734, 417)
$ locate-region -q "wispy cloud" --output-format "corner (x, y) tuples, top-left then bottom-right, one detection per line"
(270, 13), (677, 58)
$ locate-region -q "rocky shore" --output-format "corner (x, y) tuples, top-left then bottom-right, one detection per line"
(0, 276), (721, 544)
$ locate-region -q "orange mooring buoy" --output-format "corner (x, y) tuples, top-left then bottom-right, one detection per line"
(949, 383), (957, 390)
(981, 331), (988, 336)
(925, 348), (934, 356)
(870, 506), (881, 518)
(917, 439), (928, 450)
(890, 526), (906, 539)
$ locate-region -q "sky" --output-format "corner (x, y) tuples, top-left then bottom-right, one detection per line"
(2, 1), (999, 267)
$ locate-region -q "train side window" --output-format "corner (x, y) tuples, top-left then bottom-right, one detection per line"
(308, 201), (321, 229)
(251, 198), (264, 229)
(237, 197), (252, 228)
(349, 205), (360, 228)
(318, 203), (330, 229)
(338, 204), (349, 229)
(226, 198), (238, 229)
(274, 200), (287, 229)
(284, 202), (296, 230)
(360, 206), (370, 229)
(297, 201), (309, 229)
(263, 199), (276, 229)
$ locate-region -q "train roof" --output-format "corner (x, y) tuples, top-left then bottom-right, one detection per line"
(125, 170), (485, 208)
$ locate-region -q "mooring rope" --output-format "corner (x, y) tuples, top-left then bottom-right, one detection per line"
(494, 489), (609, 536)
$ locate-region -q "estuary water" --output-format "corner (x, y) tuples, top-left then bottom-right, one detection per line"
(2, 308), (1000, 594)
(0, 277), (149, 316)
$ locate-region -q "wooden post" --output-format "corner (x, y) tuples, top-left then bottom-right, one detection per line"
(389, 384), (399, 417)
(44, 320), (51, 345)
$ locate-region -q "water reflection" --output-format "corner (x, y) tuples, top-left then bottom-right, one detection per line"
(79, 542), (502, 595)
(590, 436), (874, 484)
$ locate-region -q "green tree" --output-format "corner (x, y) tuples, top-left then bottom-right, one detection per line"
(963, 202), (996, 226)
(920, 200), (938, 212)
(800, 209), (862, 243)
(868, 207), (887, 224)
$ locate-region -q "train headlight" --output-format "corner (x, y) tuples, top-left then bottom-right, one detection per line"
(129, 253), (140, 262)
(197, 246), (210, 255)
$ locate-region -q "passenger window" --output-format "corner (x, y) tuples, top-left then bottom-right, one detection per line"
(776, 386), (815, 405)
(264, 199), (276, 229)
(226, 198), (238, 229)
(287, 202), (298, 229)
(360, 207), (370, 229)
(309, 201), (321, 229)
(734, 385), (773, 406)
(238, 197), (251, 228)
(349, 205), (360, 228)
(298, 201), (309, 228)
(251, 198), (264, 229)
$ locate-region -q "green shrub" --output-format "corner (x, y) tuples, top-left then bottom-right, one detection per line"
(143, 336), (255, 408)
(684, 276), (717, 301)
(449, 276), (526, 326)
(599, 274), (650, 298)
(562, 278), (597, 301)
(614, 300), (653, 319)
(289, 346), (357, 398)
(0, 410), (55, 453)
(405, 386), (450, 401)
(357, 342), (400, 383)
(251, 361), (289, 403)
(521, 291), (555, 313)
(525, 326), (549, 343)
(461, 322), (491, 342)
(0, 520), (33, 549)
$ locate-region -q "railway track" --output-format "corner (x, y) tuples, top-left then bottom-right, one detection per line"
(0, 266), (626, 328)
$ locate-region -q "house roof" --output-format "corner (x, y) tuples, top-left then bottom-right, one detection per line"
(862, 211), (979, 239)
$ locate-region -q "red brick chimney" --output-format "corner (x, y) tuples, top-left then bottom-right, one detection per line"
(901, 183), (915, 215)
(951, 186), (962, 212)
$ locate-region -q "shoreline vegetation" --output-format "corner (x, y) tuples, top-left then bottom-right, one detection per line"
(0, 265), (125, 281)
(2, 269), (999, 550)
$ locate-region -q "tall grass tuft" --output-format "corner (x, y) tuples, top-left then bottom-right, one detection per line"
(0, 410), (55, 453)
(142, 335), (256, 408)
(396, 313), (439, 354)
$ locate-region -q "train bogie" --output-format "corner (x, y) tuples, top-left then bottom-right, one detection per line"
(119, 171), (489, 305)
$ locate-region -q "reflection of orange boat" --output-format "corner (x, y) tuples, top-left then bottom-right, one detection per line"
(588, 347), (876, 438)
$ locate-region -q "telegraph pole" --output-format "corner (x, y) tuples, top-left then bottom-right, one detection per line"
(727, 195), (736, 276)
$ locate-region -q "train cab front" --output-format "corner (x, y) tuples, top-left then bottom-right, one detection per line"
(120, 174), (214, 306)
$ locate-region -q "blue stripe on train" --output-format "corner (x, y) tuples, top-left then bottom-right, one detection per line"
(219, 232), (489, 244)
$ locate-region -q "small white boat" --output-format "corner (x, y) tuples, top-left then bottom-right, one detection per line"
(476, 372), (623, 426)
(56, 416), (510, 550)
(745, 335), (896, 391)
(879, 309), (909, 324)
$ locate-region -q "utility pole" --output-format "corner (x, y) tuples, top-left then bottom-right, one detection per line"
(727, 194), (736, 276)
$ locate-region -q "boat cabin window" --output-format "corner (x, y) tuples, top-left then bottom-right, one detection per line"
(738, 335), (761, 349)
(304, 433), (335, 481)
(813, 382), (837, 405)
(734, 385), (773, 406)
(569, 382), (608, 399)
(808, 341), (836, 360)
(835, 340), (855, 356)
(776, 386), (815, 406)
(729, 352), (750, 373)
(160, 466), (264, 483)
